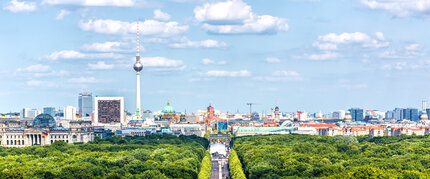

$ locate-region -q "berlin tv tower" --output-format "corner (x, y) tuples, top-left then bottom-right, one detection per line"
(134, 21), (143, 119)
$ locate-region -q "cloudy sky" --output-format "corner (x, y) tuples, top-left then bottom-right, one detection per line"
(1, 0), (430, 114)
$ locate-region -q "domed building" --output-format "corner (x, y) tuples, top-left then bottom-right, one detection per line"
(156, 100), (185, 123)
(274, 106), (280, 122)
(344, 110), (352, 122)
(0, 114), (94, 147)
(33, 114), (56, 128)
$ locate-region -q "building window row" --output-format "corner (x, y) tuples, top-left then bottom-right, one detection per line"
(6, 135), (23, 139)
(6, 140), (24, 145)
(52, 135), (69, 139)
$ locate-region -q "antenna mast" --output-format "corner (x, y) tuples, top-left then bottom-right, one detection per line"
(137, 21), (139, 56)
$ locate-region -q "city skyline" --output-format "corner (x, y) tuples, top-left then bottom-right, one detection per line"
(1, 0), (430, 113)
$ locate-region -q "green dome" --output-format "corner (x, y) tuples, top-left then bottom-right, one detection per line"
(162, 100), (175, 113)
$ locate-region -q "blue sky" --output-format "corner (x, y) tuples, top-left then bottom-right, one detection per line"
(1, 0), (430, 114)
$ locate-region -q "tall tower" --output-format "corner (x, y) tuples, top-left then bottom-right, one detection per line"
(274, 106), (280, 122)
(134, 21), (143, 118)
(420, 100), (428, 121)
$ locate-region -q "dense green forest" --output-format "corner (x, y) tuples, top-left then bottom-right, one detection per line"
(232, 134), (430, 178)
(0, 134), (209, 178)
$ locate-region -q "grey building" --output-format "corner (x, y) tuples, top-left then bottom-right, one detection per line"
(393, 108), (403, 121)
(78, 93), (93, 117)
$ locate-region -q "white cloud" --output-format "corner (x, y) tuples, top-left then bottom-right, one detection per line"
(3, 0), (37, 13)
(169, 38), (226, 48)
(26, 80), (56, 87)
(379, 43), (424, 58)
(153, 9), (170, 21)
(68, 77), (97, 83)
(16, 64), (68, 77)
(317, 32), (389, 48)
(141, 57), (184, 67)
(42, 0), (134, 7)
(17, 64), (51, 73)
(255, 70), (303, 81)
(360, 0), (430, 17)
(194, 0), (252, 24)
(88, 61), (114, 70)
(265, 57), (281, 63)
(405, 43), (420, 51)
(194, 0), (289, 34)
(79, 19), (188, 36)
(304, 51), (340, 60)
(202, 58), (227, 65)
(81, 41), (135, 52)
(116, 57), (186, 72)
(46, 50), (123, 60)
(312, 42), (337, 50)
(56, 9), (70, 20)
(205, 70), (251, 77)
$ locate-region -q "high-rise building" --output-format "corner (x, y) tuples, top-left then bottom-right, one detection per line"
(402, 108), (418, 121)
(385, 110), (394, 120)
(420, 100), (428, 121)
(133, 22), (143, 119)
(78, 93), (93, 117)
(393, 108), (403, 121)
(64, 106), (77, 120)
(349, 108), (364, 121)
(27, 109), (42, 119)
(43, 107), (56, 117)
(332, 110), (345, 119)
(94, 97), (125, 130)
(21, 108), (30, 118)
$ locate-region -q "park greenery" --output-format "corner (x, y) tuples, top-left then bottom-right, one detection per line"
(228, 149), (246, 179)
(232, 134), (430, 179)
(0, 134), (209, 178)
(197, 150), (211, 179)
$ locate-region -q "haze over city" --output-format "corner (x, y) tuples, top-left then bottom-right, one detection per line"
(1, 0), (430, 113)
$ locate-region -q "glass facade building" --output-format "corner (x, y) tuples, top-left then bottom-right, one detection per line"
(349, 108), (364, 121)
(78, 93), (93, 117)
(402, 108), (418, 121)
(43, 107), (56, 117)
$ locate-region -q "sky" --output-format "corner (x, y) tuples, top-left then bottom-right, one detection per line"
(1, 0), (430, 114)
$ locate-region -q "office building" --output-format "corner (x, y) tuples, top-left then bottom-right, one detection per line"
(64, 106), (77, 120)
(94, 97), (125, 130)
(332, 110), (345, 119)
(27, 109), (42, 119)
(402, 108), (418, 121)
(393, 108), (403, 120)
(349, 108), (364, 121)
(21, 108), (29, 118)
(78, 93), (93, 117)
(43, 107), (56, 117)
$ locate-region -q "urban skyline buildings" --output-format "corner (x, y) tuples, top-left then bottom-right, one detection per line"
(2, 0), (430, 114)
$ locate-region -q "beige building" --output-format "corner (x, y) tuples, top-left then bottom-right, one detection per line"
(0, 114), (94, 147)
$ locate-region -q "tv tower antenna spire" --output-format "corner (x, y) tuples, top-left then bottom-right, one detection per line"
(134, 20), (143, 119)
(137, 21), (140, 56)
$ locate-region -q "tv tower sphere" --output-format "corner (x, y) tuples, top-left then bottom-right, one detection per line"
(134, 57), (143, 72)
